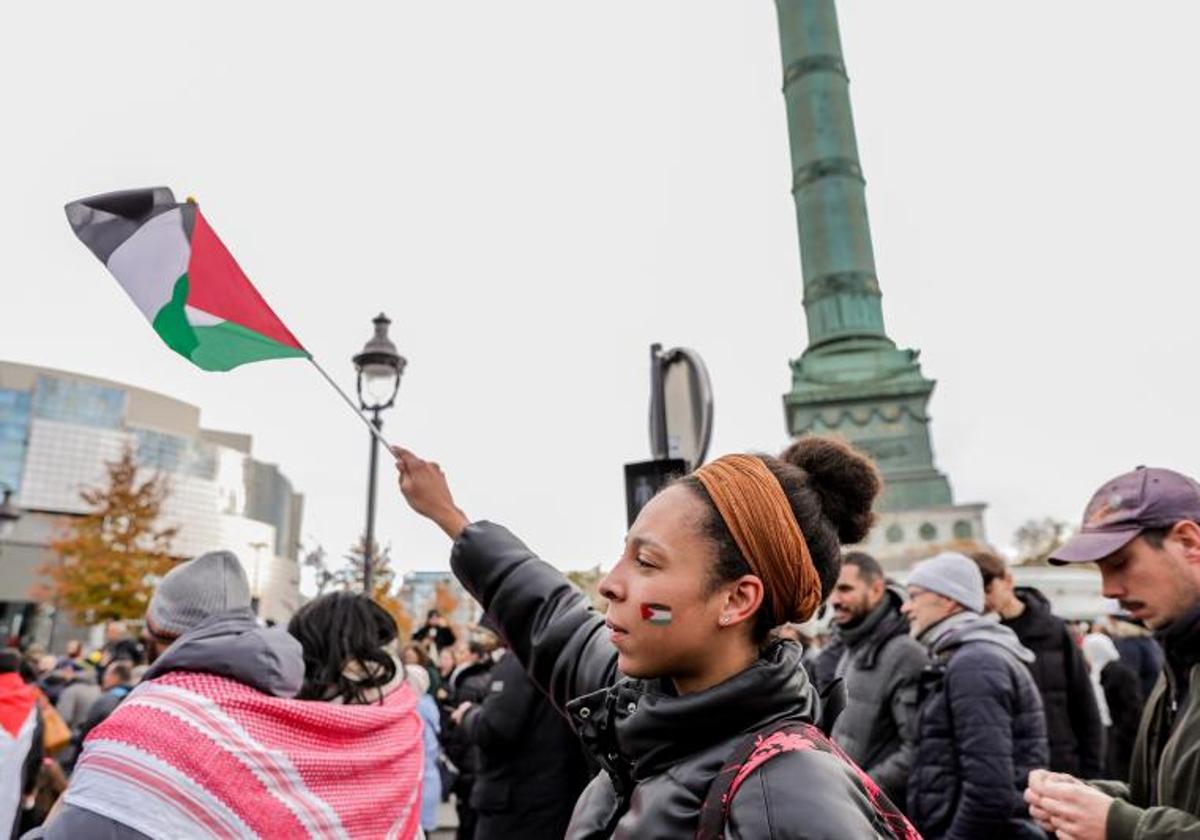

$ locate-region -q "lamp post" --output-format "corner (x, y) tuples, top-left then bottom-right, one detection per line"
(352, 314), (406, 595)
(0, 486), (26, 646)
(247, 540), (269, 617)
(0, 488), (19, 542)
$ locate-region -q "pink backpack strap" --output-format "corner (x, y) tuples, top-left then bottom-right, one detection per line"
(695, 721), (920, 840)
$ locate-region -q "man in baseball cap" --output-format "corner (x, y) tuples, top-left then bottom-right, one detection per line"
(1027, 466), (1200, 840)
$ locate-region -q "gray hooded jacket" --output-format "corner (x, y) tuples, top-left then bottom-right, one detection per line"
(29, 610), (303, 840)
(829, 587), (929, 806)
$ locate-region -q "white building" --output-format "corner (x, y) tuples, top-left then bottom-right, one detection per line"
(0, 361), (303, 646)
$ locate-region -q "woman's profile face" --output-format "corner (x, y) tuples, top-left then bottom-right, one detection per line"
(599, 484), (732, 682)
(401, 647), (420, 666)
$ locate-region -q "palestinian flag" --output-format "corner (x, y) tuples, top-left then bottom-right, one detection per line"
(65, 188), (308, 371)
(640, 603), (672, 625)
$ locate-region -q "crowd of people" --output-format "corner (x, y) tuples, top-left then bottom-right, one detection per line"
(0, 438), (1197, 839)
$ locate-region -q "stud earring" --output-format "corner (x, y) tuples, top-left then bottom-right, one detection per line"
(719, 616), (729, 626)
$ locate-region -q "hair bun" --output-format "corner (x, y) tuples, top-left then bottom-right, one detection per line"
(779, 435), (880, 544)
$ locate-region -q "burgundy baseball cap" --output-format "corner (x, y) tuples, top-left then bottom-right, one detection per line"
(1050, 467), (1200, 564)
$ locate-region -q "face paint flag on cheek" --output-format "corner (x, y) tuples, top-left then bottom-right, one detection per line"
(640, 603), (672, 625)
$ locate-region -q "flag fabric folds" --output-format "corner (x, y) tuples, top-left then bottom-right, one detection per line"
(65, 188), (308, 372)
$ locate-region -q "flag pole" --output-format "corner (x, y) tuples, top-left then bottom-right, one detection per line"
(307, 357), (394, 452)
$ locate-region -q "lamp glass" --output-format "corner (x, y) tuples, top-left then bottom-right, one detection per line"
(362, 367), (398, 407)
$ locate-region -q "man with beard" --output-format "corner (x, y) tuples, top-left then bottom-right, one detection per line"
(1026, 467), (1200, 839)
(825, 551), (928, 807)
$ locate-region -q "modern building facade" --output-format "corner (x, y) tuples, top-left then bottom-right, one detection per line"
(0, 360), (303, 647)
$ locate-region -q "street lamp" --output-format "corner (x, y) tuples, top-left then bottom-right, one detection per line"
(0, 487), (20, 541)
(352, 313), (406, 594)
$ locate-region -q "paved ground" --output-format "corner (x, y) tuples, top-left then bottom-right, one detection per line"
(428, 800), (459, 839)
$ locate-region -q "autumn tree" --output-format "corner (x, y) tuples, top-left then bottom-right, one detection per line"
(432, 581), (459, 620)
(1014, 518), (1073, 566)
(339, 536), (414, 640)
(39, 446), (178, 623)
(301, 544), (336, 596)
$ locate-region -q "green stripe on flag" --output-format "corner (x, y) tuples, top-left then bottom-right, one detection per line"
(152, 275), (200, 360)
(189, 320), (309, 371)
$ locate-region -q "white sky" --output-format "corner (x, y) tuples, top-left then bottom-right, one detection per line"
(2, 3), (1197, 586)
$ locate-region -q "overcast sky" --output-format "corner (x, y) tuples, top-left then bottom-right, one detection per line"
(3, 3), (1197, 587)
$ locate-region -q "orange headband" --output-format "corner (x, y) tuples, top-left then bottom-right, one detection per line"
(694, 454), (821, 624)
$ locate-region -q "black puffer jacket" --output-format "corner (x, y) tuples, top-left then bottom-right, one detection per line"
(451, 522), (913, 839)
(908, 612), (1049, 840)
(461, 651), (592, 839)
(1002, 586), (1103, 776)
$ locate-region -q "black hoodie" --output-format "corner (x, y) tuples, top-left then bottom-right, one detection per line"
(1002, 586), (1103, 776)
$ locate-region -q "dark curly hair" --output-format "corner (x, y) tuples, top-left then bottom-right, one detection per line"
(288, 591), (399, 705)
(680, 435), (881, 641)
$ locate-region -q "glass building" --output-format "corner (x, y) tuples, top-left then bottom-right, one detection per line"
(0, 361), (304, 647)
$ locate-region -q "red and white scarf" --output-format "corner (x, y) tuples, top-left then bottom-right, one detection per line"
(65, 671), (424, 839)
(0, 673), (38, 833)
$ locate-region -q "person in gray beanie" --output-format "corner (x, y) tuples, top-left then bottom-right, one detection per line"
(901, 551), (1049, 839)
(33, 551), (305, 840)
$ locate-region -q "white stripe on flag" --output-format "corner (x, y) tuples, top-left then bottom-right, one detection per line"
(105, 208), (190, 322)
(184, 305), (224, 327)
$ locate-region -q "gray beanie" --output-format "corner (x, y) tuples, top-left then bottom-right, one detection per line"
(907, 551), (985, 613)
(147, 550), (252, 637)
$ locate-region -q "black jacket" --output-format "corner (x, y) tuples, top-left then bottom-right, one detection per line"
(908, 612), (1049, 840)
(442, 657), (494, 794)
(451, 521), (912, 839)
(1114, 634), (1164, 701)
(1100, 659), (1144, 782)
(1091, 604), (1200, 838)
(461, 651), (591, 839)
(1001, 586), (1103, 776)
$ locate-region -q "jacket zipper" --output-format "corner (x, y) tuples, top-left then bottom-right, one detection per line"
(1156, 664), (1192, 804)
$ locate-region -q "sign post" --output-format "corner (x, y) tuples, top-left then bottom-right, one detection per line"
(624, 344), (715, 526)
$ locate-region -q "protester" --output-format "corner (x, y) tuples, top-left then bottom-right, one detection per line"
(1026, 466), (1200, 839)
(402, 641), (441, 697)
(60, 643), (83, 672)
(1081, 632), (1144, 782)
(0, 649), (42, 838)
(825, 551), (928, 807)
(454, 647), (591, 839)
(442, 637), (497, 840)
(40, 551), (424, 839)
(52, 667), (98, 736)
(972, 549), (1104, 778)
(285, 592), (427, 830)
(404, 665), (443, 834)
(1105, 614), (1164, 700)
(97, 622), (141, 677)
(72, 660), (134, 750)
(395, 438), (919, 838)
(902, 551), (1048, 839)
(414, 609), (457, 652)
(17, 758), (66, 837)
(33, 659), (66, 707)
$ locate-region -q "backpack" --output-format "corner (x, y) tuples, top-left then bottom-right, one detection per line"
(695, 719), (918, 840)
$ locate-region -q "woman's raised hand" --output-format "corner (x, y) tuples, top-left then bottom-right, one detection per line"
(393, 448), (470, 540)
